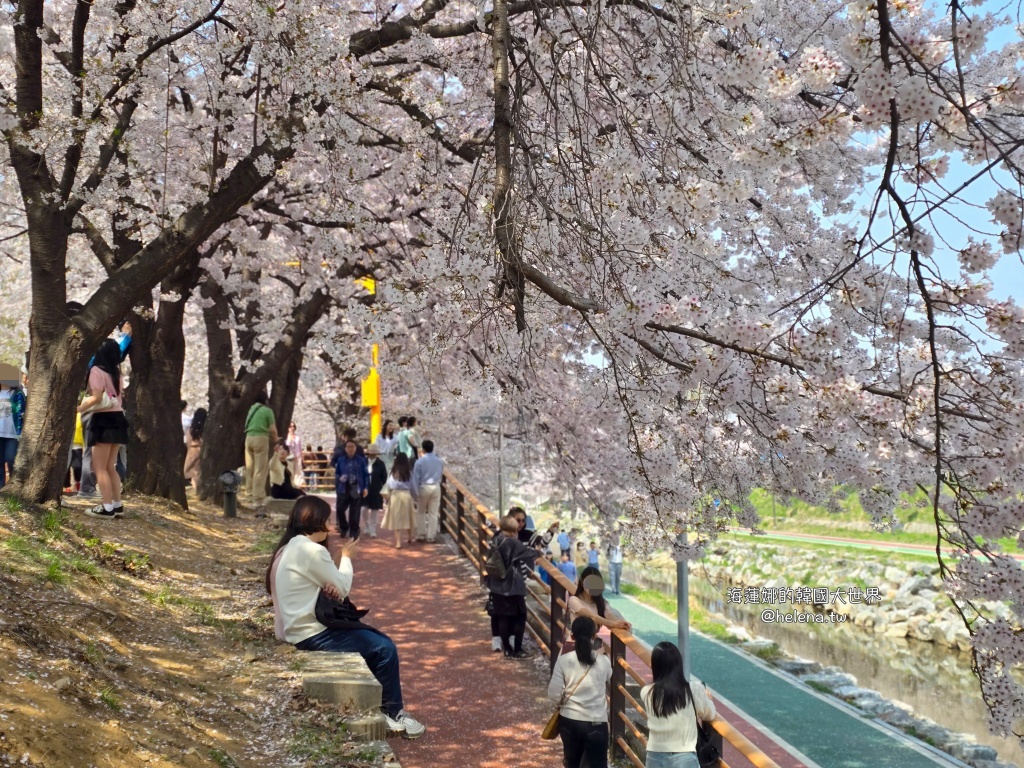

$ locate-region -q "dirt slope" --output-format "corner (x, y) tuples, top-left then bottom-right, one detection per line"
(0, 493), (390, 768)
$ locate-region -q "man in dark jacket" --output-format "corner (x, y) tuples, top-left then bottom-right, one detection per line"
(331, 439), (368, 539)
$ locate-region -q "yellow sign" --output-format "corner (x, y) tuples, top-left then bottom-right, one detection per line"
(358, 277), (382, 442)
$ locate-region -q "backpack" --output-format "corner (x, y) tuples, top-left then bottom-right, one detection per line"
(484, 537), (508, 580)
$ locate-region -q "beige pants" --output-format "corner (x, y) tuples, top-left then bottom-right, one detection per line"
(416, 484), (441, 540)
(245, 434), (270, 505)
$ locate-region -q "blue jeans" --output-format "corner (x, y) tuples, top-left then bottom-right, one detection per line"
(295, 628), (404, 717)
(0, 437), (18, 488)
(609, 562), (623, 594)
(646, 752), (699, 768)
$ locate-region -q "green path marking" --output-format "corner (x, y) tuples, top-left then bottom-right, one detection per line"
(606, 593), (961, 768)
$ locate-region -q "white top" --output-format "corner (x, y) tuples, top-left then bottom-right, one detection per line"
(272, 536), (353, 644)
(565, 594), (626, 641)
(547, 651), (612, 723)
(641, 681), (716, 753)
(0, 390), (16, 439)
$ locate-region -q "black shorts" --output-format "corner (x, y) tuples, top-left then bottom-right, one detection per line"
(87, 411), (130, 447)
(490, 593), (527, 617)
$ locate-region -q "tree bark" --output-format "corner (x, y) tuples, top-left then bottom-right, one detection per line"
(269, 346), (304, 438)
(124, 261), (200, 507)
(197, 281), (332, 502)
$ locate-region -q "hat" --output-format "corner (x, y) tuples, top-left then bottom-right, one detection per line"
(365, 444), (380, 455)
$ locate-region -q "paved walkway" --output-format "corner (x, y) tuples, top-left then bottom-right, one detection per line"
(351, 536), (563, 768)
(606, 594), (964, 768)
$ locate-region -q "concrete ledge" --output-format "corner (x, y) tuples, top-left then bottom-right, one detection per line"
(265, 498), (298, 516)
(298, 651), (383, 711)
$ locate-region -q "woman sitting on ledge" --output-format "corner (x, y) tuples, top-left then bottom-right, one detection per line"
(269, 442), (306, 500)
(265, 496), (426, 738)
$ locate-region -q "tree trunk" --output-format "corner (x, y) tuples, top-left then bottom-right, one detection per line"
(124, 262), (199, 507)
(269, 347), (304, 436)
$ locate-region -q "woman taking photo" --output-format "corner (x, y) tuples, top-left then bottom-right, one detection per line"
(642, 642), (716, 768)
(547, 616), (613, 768)
(380, 452), (416, 549)
(77, 339), (130, 519)
(266, 496), (426, 738)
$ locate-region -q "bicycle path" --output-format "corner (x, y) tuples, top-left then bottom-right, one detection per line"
(606, 593), (964, 768)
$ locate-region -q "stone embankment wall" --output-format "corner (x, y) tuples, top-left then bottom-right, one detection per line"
(627, 540), (1016, 651)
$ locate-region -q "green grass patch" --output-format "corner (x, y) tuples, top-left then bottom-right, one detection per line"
(146, 586), (217, 624)
(806, 680), (833, 695)
(251, 530), (280, 554)
(40, 508), (69, 540)
(289, 722), (352, 763)
(98, 686), (121, 711)
(0, 495), (24, 515)
(208, 748), (239, 768)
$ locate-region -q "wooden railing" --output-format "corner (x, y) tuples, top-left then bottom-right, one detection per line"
(439, 470), (782, 768)
(298, 456), (335, 493)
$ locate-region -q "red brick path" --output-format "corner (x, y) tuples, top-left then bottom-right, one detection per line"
(351, 536), (564, 768)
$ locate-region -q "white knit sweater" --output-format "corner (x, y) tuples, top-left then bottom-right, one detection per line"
(273, 536), (353, 644)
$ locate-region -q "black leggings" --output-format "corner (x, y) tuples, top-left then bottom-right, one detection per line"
(559, 717), (608, 768)
(496, 614), (526, 654)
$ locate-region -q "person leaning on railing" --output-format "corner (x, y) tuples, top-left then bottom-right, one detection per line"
(547, 616), (613, 768)
(562, 568), (631, 651)
(642, 642), (717, 768)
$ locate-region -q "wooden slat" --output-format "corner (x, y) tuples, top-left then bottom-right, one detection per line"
(619, 683), (646, 719)
(617, 709), (647, 746)
(615, 737), (644, 768)
(617, 656), (647, 687)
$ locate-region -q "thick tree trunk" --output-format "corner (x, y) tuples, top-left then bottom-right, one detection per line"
(269, 347), (304, 436)
(124, 263), (199, 506)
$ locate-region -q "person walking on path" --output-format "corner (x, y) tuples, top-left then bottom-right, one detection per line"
(641, 642), (717, 768)
(557, 528), (571, 558)
(0, 378), (26, 489)
(396, 416), (412, 460)
(266, 496), (426, 738)
(332, 439), (368, 539)
(557, 552), (577, 583)
(411, 439), (443, 542)
(243, 391), (277, 509)
(587, 540), (600, 570)
(77, 339), (130, 519)
(374, 419), (399, 474)
(607, 535), (624, 595)
(573, 541), (588, 572)
(486, 515), (540, 659)
(547, 616), (613, 768)
(381, 453), (416, 549)
(286, 422), (304, 487)
(363, 444), (388, 538)
(183, 407), (206, 490)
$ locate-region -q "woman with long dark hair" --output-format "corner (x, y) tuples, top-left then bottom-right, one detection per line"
(266, 497), (426, 738)
(76, 339), (129, 519)
(374, 419), (399, 474)
(563, 567), (630, 645)
(642, 642), (716, 768)
(380, 452), (416, 549)
(183, 407), (206, 490)
(547, 616), (613, 768)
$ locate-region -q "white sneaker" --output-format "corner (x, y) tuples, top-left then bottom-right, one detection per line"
(491, 637), (502, 652)
(394, 711), (426, 739)
(383, 712), (406, 734)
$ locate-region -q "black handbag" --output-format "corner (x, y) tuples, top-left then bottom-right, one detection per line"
(314, 591), (370, 630)
(695, 706), (721, 767)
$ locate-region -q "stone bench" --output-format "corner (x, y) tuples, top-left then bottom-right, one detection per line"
(265, 498), (297, 518)
(297, 651), (387, 740)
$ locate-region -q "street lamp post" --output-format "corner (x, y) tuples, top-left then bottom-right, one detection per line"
(677, 527), (691, 680)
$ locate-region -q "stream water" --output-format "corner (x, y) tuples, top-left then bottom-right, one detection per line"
(677, 575), (1023, 766)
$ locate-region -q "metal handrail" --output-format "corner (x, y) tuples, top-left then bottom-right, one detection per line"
(438, 469), (782, 768)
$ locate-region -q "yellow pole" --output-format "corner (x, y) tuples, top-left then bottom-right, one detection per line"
(357, 277), (382, 443)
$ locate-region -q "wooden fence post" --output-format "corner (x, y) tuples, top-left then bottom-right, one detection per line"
(550, 578), (564, 672)
(610, 631), (627, 760)
(456, 488), (465, 553)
